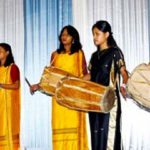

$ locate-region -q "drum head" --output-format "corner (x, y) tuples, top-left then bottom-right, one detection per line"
(127, 63), (150, 110)
(102, 87), (116, 113)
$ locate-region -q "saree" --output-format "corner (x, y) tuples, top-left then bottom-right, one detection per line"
(0, 64), (20, 150)
(51, 50), (89, 150)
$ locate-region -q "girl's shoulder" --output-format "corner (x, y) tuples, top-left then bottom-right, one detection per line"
(91, 50), (98, 58)
(78, 49), (85, 55)
(51, 50), (59, 59)
(74, 49), (85, 57)
(112, 47), (123, 53)
(51, 50), (58, 56)
(10, 64), (20, 82)
(11, 64), (19, 71)
(112, 47), (124, 58)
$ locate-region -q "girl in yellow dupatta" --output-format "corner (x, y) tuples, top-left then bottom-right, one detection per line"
(0, 43), (20, 150)
(31, 25), (89, 150)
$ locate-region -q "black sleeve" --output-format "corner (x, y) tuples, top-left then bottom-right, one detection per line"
(113, 49), (126, 71)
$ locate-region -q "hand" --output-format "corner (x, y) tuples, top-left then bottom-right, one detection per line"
(82, 73), (91, 81)
(0, 83), (3, 88)
(120, 86), (127, 100)
(30, 84), (39, 95)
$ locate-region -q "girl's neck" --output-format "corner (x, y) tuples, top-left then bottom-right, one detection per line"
(99, 42), (109, 51)
(0, 59), (6, 66)
(64, 44), (71, 53)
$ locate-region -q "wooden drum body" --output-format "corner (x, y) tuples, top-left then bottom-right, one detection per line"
(56, 77), (116, 113)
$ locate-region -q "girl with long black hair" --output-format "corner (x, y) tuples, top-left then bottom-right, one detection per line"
(30, 25), (89, 150)
(84, 20), (128, 150)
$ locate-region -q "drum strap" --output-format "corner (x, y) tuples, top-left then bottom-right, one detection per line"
(50, 53), (58, 66)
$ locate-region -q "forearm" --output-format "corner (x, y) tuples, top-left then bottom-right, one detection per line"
(120, 67), (129, 84)
(0, 82), (20, 90)
(120, 67), (129, 99)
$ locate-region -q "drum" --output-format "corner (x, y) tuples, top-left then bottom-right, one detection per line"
(39, 66), (75, 96)
(55, 77), (116, 113)
(127, 63), (150, 110)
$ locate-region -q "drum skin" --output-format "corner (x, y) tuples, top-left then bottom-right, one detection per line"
(55, 77), (116, 113)
(127, 63), (150, 109)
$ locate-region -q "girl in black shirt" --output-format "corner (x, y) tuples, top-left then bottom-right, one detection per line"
(84, 21), (128, 150)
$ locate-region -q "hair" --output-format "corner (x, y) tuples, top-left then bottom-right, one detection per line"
(57, 25), (82, 54)
(0, 43), (15, 67)
(92, 20), (119, 50)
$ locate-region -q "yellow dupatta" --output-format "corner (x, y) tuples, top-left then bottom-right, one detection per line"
(0, 65), (20, 150)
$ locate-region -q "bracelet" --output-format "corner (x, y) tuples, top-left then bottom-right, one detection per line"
(121, 83), (126, 89)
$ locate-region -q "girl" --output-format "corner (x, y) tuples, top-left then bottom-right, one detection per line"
(84, 21), (128, 150)
(30, 25), (89, 150)
(0, 43), (20, 150)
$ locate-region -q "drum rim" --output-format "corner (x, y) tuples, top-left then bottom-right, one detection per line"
(102, 87), (116, 113)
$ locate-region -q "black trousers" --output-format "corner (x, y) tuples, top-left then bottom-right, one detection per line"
(89, 95), (121, 150)
(89, 113), (110, 150)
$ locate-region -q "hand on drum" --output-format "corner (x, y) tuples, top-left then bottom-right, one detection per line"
(30, 84), (39, 95)
(82, 73), (91, 81)
(120, 66), (129, 100)
(120, 84), (127, 100)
